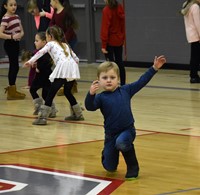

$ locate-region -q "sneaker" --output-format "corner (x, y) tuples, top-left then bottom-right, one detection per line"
(190, 78), (200, 83)
(125, 167), (139, 180)
(125, 176), (139, 181)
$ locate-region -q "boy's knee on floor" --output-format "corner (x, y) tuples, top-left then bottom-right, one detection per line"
(102, 162), (117, 172)
(103, 165), (116, 172)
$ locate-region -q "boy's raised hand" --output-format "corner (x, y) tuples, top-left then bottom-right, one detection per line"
(90, 80), (100, 95)
(153, 55), (166, 70)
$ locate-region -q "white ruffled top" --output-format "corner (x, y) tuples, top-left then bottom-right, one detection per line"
(28, 41), (80, 82)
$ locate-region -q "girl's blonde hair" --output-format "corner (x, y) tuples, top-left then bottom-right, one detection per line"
(27, 0), (37, 13)
(46, 26), (70, 57)
(97, 61), (120, 78)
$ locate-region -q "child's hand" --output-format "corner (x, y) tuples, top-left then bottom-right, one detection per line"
(101, 48), (108, 54)
(32, 62), (37, 68)
(153, 55), (166, 70)
(40, 9), (46, 17)
(23, 61), (31, 68)
(13, 33), (22, 41)
(90, 80), (100, 95)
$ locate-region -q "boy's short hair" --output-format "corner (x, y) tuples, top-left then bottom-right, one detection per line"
(97, 61), (120, 78)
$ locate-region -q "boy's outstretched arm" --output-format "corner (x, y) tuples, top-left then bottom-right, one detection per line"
(153, 55), (166, 70)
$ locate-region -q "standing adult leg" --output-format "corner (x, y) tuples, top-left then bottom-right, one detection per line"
(106, 45), (126, 85)
(4, 40), (25, 99)
(189, 41), (200, 83)
(4, 40), (19, 85)
(105, 45), (114, 62)
(113, 45), (126, 85)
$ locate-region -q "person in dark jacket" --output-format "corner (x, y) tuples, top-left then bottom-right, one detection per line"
(101, 0), (126, 85)
(22, 32), (57, 118)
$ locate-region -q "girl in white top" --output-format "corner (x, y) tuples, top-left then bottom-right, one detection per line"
(24, 26), (84, 125)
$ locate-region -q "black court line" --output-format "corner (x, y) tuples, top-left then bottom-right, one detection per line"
(145, 85), (200, 91)
(1, 74), (200, 92)
(156, 187), (200, 195)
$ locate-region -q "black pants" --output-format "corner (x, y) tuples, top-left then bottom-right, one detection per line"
(29, 73), (51, 100)
(4, 40), (20, 85)
(45, 78), (77, 107)
(190, 41), (200, 78)
(105, 45), (126, 85)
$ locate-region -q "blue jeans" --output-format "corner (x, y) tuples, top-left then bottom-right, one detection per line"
(102, 128), (136, 171)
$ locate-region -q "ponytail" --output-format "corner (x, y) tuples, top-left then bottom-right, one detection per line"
(0, 0), (8, 20)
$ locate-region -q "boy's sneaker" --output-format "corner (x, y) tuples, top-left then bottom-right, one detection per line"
(125, 172), (139, 181)
(125, 167), (139, 181)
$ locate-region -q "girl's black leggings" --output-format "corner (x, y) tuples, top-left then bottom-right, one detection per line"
(45, 78), (77, 107)
(4, 40), (20, 86)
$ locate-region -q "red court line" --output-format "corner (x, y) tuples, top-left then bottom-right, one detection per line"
(0, 113), (103, 126)
(0, 113), (199, 155)
(0, 113), (199, 137)
(1, 112), (199, 137)
(0, 139), (104, 155)
(0, 133), (159, 155)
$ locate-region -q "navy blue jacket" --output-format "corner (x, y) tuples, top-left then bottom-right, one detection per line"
(85, 67), (157, 136)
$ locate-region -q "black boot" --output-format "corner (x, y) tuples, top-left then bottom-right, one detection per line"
(122, 146), (139, 180)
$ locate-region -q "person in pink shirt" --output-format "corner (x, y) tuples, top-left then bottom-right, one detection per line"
(27, 0), (54, 32)
(181, 0), (200, 83)
(25, 0), (54, 89)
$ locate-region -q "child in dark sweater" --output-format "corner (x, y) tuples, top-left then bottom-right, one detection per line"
(22, 32), (57, 117)
(85, 55), (166, 180)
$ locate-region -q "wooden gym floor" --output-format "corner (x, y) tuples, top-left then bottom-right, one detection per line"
(0, 62), (199, 195)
